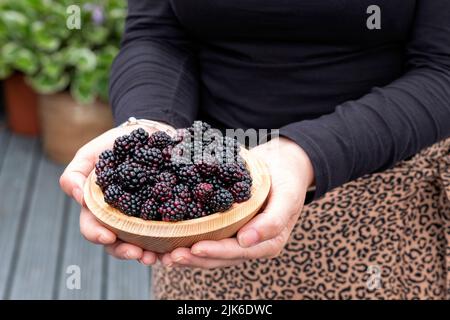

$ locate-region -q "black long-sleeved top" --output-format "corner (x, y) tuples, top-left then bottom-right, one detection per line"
(110, 0), (450, 199)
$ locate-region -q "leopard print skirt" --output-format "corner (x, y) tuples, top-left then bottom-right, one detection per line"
(152, 138), (450, 300)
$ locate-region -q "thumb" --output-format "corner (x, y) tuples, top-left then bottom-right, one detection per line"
(237, 188), (303, 248)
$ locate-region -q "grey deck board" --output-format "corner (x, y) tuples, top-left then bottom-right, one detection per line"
(106, 257), (151, 300)
(0, 136), (37, 298)
(57, 199), (104, 300)
(8, 155), (66, 299)
(0, 131), (152, 299)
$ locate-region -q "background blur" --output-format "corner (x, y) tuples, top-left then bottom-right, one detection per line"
(0, 0), (152, 299)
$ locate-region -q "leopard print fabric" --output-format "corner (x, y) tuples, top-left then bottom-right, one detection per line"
(152, 138), (450, 300)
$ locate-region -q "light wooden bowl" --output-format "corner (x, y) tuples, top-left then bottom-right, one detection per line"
(84, 148), (271, 253)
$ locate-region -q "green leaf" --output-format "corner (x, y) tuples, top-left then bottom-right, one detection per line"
(0, 59), (12, 79)
(66, 48), (97, 72)
(27, 72), (70, 94)
(71, 71), (98, 104)
(32, 21), (61, 52)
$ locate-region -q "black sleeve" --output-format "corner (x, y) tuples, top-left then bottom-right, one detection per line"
(280, 0), (450, 199)
(109, 0), (199, 128)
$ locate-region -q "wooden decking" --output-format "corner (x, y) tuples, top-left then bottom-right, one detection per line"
(0, 126), (151, 299)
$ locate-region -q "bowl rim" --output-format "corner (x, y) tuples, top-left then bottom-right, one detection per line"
(84, 148), (271, 238)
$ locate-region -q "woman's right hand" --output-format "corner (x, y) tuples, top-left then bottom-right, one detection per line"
(59, 125), (163, 265)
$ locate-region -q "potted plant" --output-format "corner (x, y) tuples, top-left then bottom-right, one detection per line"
(0, 0), (126, 163)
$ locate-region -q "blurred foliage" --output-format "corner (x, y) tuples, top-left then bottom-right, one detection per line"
(0, 0), (126, 104)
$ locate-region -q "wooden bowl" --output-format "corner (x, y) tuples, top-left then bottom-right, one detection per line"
(84, 148), (271, 253)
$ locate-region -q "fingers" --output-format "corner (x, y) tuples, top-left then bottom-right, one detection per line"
(104, 241), (143, 260)
(139, 251), (158, 266)
(79, 207), (116, 245)
(60, 145), (97, 206)
(236, 189), (301, 248)
(160, 248), (245, 269)
(190, 237), (283, 261)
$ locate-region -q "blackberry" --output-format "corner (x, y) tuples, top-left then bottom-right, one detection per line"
(161, 145), (173, 162)
(217, 163), (245, 185)
(148, 131), (173, 149)
(188, 121), (211, 136)
(177, 165), (202, 186)
(193, 183), (214, 203)
(242, 171), (253, 187)
(133, 146), (163, 167)
(103, 184), (123, 206)
(184, 201), (209, 220)
(152, 182), (173, 202)
(96, 168), (116, 190)
(116, 192), (142, 217)
(113, 134), (135, 159)
(229, 181), (251, 203)
(172, 184), (193, 202)
(205, 176), (225, 190)
(116, 162), (148, 191)
(144, 165), (160, 184)
(208, 188), (234, 212)
(157, 171), (177, 186)
(95, 150), (116, 175)
(159, 198), (186, 222)
(129, 128), (149, 145)
(141, 198), (160, 220)
(195, 156), (219, 177)
(138, 184), (153, 199)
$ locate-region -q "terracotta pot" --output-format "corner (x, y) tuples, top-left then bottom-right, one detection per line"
(38, 93), (114, 164)
(4, 73), (40, 136)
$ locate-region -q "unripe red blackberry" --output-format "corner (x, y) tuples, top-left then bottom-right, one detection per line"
(229, 181), (251, 203)
(193, 183), (214, 203)
(96, 168), (116, 190)
(157, 171), (177, 186)
(152, 182), (173, 202)
(148, 131), (173, 149)
(133, 146), (163, 167)
(103, 184), (123, 206)
(159, 198), (187, 222)
(141, 198), (160, 220)
(116, 162), (148, 191)
(116, 192), (142, 217)
(208, 188), (234, 212)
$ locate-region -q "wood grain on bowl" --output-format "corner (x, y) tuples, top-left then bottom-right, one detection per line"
(84, 148), (271, 253)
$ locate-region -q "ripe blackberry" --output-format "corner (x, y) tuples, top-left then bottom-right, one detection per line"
(161, 145), (173, 162)
(184, 201), (209, 220)
(193, 183), (214, 203)
(159, 198), (186, 222)
(103, 184), (123, 206)
(172, 184), (193, 203)
(96, 168), (116, 190)
(116, 192), (142, 217)
(138, 184), (153, 199)
(241, 172), (253, 187)
(152, 182), (173, 202)
(140, 198), (160, 220)
(129, 128), (149, 145)
(113, 135), (136, 159)
(195, 155), (219, 177)
(229, 181), (251, 203)
(95, 150), (116, 175)
(205, 176), (225, 190)
(218, 163), (245, 185)
(133, 146), (163, 167)
(177, 165), (202, 186)
(148, 131), (173, 149)
(144, 165), (160, 184)
(208, 188), (234, 212)
(157, 171), (177, 186)
(116, 162), (148, 191)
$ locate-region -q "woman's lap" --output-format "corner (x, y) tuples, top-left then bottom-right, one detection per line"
(153, 138), (450, 300)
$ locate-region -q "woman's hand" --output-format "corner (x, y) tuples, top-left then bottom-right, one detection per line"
(160, 137), (315, 268)
(59, 124), (171, 266)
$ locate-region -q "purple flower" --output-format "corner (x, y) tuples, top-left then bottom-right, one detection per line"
(83, 3), (104, 25)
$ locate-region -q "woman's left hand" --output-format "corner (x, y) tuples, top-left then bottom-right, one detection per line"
(158, 137), (315, 269)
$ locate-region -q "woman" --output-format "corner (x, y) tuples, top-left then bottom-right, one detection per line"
(60, 0), (450, 299)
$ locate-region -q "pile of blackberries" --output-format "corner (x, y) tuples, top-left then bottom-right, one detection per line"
(95, 121), (252, 222)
